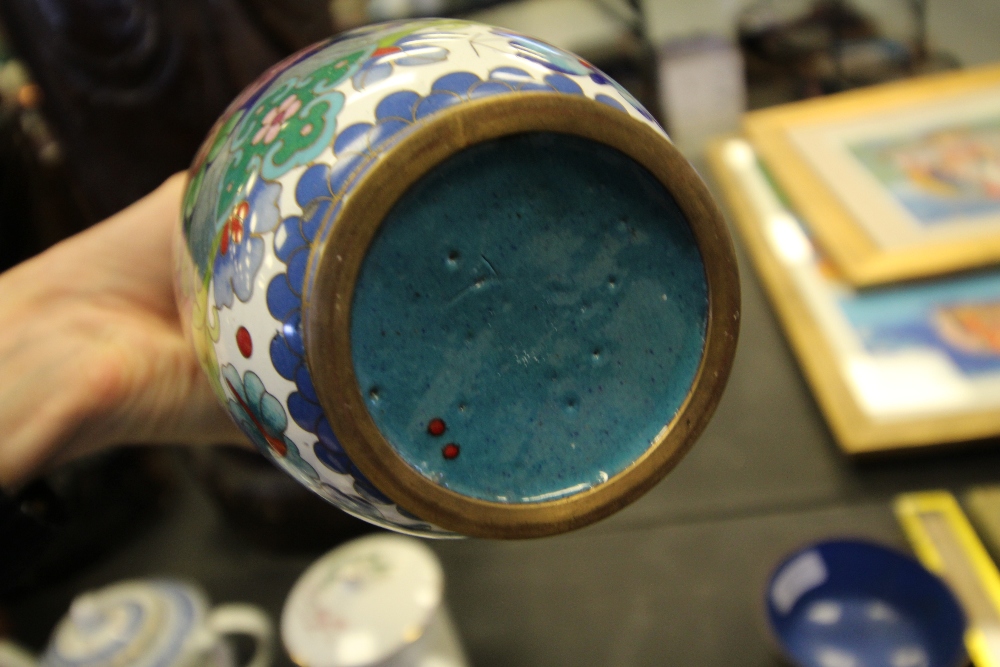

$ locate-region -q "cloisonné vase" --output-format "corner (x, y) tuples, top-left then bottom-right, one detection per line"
(174, 19), (740, 538)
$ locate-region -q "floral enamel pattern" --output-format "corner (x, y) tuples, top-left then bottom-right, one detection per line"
(353, 32), (450, 90)
(175, 18), (664, 536)
(213, 176), (282, 309)
(481, 27), (656, 121)
(222, 363), (320, 482)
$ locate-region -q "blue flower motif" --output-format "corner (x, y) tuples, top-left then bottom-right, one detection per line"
(492, 29), (592, 77)
(313, 67), (582, 247)
(316, 484), (439, 534)
(267, 168), (395, 503)
(489, 28), (656, 122)
(605, 80), (657, 123)
(353, 33), (449, 90)
(212, 177), (282, 309)
(318, 483), (385, 519)
(221, 363), (319, 482)
(335, 66), (582, 177)
(596, 93), (626, 112)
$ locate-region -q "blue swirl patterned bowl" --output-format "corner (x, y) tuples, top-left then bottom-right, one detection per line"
(174, 19), (740, 538)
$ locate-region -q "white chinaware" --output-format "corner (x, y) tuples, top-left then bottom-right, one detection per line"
(281, 534), (466, 667)
(39, 580), (273, 667)
(175, 19), (740, 538)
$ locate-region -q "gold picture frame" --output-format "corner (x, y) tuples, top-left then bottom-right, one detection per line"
(744, 64), (1000, 287)
(708, 137), (1000, 455)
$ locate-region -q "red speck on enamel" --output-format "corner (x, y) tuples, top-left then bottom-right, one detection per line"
(428, 418), (446, 436)
(236, 326), (253, 358)
(442, 443), (459, 459)
(219, 222), (231, 255)
(230, 216), (244, 244)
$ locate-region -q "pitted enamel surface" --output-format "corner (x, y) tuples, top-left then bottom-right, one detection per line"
(350, 133), (708, 502)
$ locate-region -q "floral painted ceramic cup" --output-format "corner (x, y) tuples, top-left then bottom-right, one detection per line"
(175, 19), (740, 538)
(281, 534), (467, 667)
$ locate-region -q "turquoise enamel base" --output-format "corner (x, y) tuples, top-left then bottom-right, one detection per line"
(350, 133), (708, 503)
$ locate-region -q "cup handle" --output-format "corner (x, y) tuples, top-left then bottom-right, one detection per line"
(206, 604), (274, 667)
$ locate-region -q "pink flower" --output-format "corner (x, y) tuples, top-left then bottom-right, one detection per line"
(253, 95), (302, 145)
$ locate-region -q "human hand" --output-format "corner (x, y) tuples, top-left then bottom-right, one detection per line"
(0, 173), (248, 489)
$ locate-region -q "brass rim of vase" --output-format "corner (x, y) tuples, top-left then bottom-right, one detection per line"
(303, 93), (741, 538)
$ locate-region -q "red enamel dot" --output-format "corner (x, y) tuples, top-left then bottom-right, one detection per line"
(230, 216), (244, 244)
(219, 222), (231, 255)
(236, 326), (253, 358)
(442, 443), (459, 460)
(427, 418), (446, 436)
(235, 201), (250, 220)
(372, 46), (402, 57)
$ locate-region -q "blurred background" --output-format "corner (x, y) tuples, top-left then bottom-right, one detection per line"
(3, 0), (996, 270)
(4, 1), (1000, 665)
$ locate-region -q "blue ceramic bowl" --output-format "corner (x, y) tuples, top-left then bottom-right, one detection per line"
(766, 539), (966, 667)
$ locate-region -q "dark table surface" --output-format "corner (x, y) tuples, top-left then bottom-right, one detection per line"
(9, 167), (1000, 666)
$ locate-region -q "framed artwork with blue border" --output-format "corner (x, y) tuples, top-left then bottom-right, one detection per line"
(708, 137), (1000, 455)
(745, 64), (1000, 287)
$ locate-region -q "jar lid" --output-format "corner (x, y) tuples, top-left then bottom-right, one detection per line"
(42, 580), (205, 667)
(281, 534), (443, 667)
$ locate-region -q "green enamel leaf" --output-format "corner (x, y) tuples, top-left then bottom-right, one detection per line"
(259, 392), (289, 437)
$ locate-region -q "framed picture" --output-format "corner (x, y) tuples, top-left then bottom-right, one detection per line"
(708, 137), (1000, 455)
(744, 64), (1000, 286)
